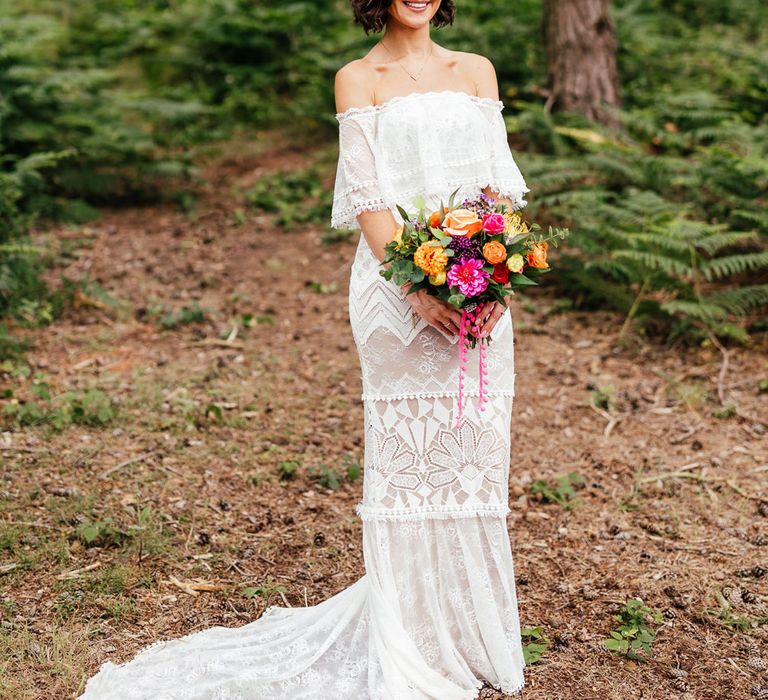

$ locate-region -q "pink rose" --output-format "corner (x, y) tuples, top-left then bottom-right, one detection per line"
(482, 212), (506, 234)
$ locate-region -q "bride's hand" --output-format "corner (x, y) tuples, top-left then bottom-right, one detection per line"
(476, 298), (510, 338)
(404, 287), (463, 336)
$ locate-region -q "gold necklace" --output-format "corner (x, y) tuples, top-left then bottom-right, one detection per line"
(380, 40), (433, 82)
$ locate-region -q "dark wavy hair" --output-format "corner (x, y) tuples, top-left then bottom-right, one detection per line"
(350, 1), (456, 34)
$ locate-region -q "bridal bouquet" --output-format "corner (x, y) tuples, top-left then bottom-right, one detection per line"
(380, 188), (568, 423)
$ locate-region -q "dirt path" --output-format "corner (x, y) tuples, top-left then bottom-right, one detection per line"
(1, 136), (767, 700)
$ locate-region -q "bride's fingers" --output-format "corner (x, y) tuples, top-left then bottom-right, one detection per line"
(479, 303), (505, 337)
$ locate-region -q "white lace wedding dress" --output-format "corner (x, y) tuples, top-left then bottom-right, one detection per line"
(79, 89), (530, 700)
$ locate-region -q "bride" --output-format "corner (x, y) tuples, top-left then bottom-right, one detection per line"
(79, 1), (530, 698)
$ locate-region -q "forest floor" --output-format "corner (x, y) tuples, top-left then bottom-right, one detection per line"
(1, 131), (767, 700)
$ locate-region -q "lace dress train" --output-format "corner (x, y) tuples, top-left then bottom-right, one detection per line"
(80, 90), (529, 699)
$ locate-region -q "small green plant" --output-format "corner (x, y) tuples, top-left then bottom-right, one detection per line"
(77, 520), (129, 549)
(530, 472), (585, 509)
(711, 403), (737, 419)
(590, 385), (616, 413)
(307, 281), (338, 295)
(521, 625), (550, 664)
(342, 454), (361, 482)
(307, 464), (344, 491)
(703, 589), (752, 631)
(603, 598), (663, 660)
(307, 459), (362, 491)
(245, 168), (332, 229)
(60, 388), (115, 427)
(276, 460), (300, 481)
(127, 506), (169, 560)
(154, 303), (206, 330)
(243, 578), (287, 604)
(2, 385), (115, 430)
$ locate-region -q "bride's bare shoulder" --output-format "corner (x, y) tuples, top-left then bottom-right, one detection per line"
(448, 50), (500, 100)
(334, 58), (378, 113)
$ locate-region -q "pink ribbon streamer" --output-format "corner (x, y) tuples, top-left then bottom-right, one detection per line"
(456, 302), (488, 428)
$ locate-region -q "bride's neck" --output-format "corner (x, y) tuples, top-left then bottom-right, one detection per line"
(381, 23), (432, 56)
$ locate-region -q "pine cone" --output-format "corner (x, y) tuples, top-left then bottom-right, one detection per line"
(748, 656), (768, 672)
(553, 631), (571, 650)
(743, 641), (761, 657)
(753, 533), (768, 547)
(724, 586), (744, 607)
(668, 668), (689, 692)
(758, 501), (768, 518)
(742, 590), (760, 605)
(738, 566), (767, 579)
(751, 686), (768, 700)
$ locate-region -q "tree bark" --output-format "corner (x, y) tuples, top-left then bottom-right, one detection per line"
(544, 0), (622, 127)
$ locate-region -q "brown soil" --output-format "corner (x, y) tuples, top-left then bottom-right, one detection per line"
(1, 134), (767, 700)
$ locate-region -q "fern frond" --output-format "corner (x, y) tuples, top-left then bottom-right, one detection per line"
(660, 300), (727, 321)
(700, 251), (768, 281)
(731, 209), (768, 232)
(623, 232), (691, 254)
(694, 230), (758, 255)
(612, 250), (695, 278)
(705, 284), (768, 315)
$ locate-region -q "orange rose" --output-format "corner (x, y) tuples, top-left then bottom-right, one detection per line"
(442, 208), (483, 238)
(428, 207), (449, 229)
(526, 241), (549, 269)
(482, 240), (507, 265)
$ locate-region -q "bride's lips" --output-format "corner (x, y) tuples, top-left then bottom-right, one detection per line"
(402, 1), (430, 13)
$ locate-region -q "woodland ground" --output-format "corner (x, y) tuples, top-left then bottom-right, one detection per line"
(1, 131), (767, 700)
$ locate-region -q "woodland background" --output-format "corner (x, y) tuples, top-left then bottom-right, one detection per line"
(1, 1), (767, 699)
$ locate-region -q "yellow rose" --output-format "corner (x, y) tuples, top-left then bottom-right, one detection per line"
(506, 253), (524, 273)
(428, 270), (446, 285)
(442, 208), (483, 238)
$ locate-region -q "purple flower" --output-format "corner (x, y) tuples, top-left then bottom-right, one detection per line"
(448, 235), (481, 263)
(446, 259), (490, 297)
(460, 193), (496, 218)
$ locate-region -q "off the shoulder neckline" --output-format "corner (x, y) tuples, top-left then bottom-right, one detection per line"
(335, 90), (504, 122)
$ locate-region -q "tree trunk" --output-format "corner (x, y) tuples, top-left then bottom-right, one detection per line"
(544, 0), (622, 127)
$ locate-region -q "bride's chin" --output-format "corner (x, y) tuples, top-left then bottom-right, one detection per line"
(390, 0), (436, 25)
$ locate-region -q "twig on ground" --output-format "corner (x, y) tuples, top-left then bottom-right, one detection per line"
(587, 403), (623, 437)
(56, 562), (101, 580)
(100, 451), (155, 479)
(167, 576), (227, 596)
(669, 424), (702, 445)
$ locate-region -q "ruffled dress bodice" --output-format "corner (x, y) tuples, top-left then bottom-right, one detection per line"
(330, 90), (529, 230)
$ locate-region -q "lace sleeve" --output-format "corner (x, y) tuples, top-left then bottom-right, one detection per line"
(478, 101), (530, 211)
(330, 109), (390, 230)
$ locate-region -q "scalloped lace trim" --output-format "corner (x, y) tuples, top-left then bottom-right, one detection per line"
(336, 90), (504, 122)
(355, 503), (511, 521)
(361, 389), (515, 401)
(330, 199), (389, 229)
